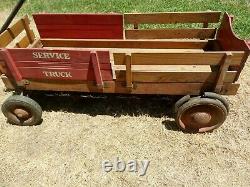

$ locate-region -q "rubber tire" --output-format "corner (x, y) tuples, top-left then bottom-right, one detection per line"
(1, 95), (42, 126)
(203, 92), (229, 113)
(176, 97), (228, 133)
(174, 95), (191, 113)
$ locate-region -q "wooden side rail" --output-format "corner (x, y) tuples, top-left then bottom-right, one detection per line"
(114, 52), (244, 65)
(41, 39), (209, 49)
(125, 28), (217, 39)
(113, 52), (244, 94)
(124, 12), (221, 39)
(0, 15), (35, 48)
(124, 12), (221, 25)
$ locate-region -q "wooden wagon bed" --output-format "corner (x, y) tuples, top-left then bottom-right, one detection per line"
(0, 11), (249, 96)
(0, 10), (249, 132)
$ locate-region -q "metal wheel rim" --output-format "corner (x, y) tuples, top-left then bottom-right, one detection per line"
(7, 105), (34, 124)
(178, 103), (226, 133)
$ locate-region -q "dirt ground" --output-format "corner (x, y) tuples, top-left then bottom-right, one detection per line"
(0, 12), (250, 187)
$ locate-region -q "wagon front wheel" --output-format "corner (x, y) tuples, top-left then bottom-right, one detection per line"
(176, 97), (228, 133)
(1, 95), (42, 126)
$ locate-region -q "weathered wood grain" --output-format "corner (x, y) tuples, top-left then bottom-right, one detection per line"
(16, 35), (30, 48)
(124, 12), (221, 24)
(41, 39), (208, 49)
(115, 71), (237, 83)
(125, 28), (217, 39)
(0, 30), (13, 48)
(24, 80), (239, 95)
(113, 52), (244, 65)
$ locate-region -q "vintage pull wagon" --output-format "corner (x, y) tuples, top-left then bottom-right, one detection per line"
(0, 10), (249, 133)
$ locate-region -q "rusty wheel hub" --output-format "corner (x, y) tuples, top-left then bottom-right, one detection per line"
(178, 100), (227, 132)
(13, 108), (30, 120)
(191, 112), (212, 125)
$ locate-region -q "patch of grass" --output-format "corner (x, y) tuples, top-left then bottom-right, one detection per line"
(0, 0), (16, 11)
(1, 0), (250, 38)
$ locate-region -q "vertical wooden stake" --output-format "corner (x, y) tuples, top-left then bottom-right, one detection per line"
(134, 23), (139, 29)
(214, 52), (232, 93)
(91, 53), (104, 90)
(201, 22), (209, 40)
(125, 54), (133, 90)
(21, 16), (35, 43)
(203, 22), (209, 28)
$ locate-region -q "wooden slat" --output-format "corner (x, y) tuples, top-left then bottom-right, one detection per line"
(28, 39), (43, 48)
(114, 65), (211, 72)
(18, 67), (113, 81)
(33, 13), (124, 25)
(124, 12), (221, 24)
(125, 28), (217, 39)
(33, 14), (123, 39)
(214, 52), (232, 92)
(8, 16), (28, 38)
(7, 48), (91, 63)
(61, 48), (203, 54)
(91, 53), (104, 89)
(125, 54), (132, 88)
(114, 52), (244, 65)
(0, 16), (33, 48)
(25, 81), (239, 95)
(15, 61), (111, 70)
(41, 39), (208, 49)
(16, 35), (30, 48)
(0, 30), (13, 47)
(128, 53), (244, 65)
(21, 16), (35, 43)
(115, 71), (237, 83)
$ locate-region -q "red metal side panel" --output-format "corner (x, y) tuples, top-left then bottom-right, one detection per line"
(6, 48), (113, 82)
(33, 14), (124, 39)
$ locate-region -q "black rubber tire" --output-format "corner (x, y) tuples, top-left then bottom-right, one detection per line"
(176, 97), (228, 133)
(1, 95), (42, 126)
(203, 92), (229, 112)
(174, 95), (191, 113)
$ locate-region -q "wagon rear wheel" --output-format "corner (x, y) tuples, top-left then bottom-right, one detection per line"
(176, 97), (228, 133)
(1, 95), (42, 126)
